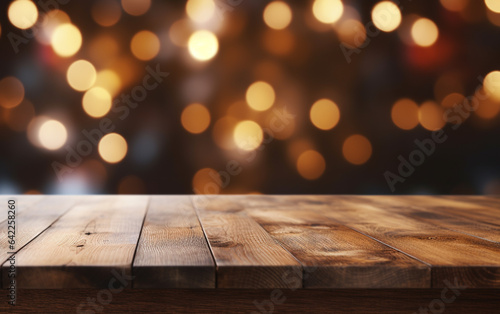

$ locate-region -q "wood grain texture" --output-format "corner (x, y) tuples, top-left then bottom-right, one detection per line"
(133, 195), (215, 288)
(0, 195), (45, 224)
(317, 196), (500, 288)
(3, 196), (148, 288)
(0, 196), (79, 288)
(246, 206), (430, 288)
(2, 289), (499, 314)
(192, 196), (302, 289)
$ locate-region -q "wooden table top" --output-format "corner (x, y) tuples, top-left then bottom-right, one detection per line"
(2, 195), (500, 289)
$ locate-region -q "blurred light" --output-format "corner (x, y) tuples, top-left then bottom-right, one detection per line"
(475, 88), (500, 119)
(188, 30), (219, 61)
(246, 81), (275, 111)
(181, 103), (211, 134)
(312, 0), (344, 24)
(38, 119), (67, 150)
(296, 150), (326, 180)
(0, 77), (24, 109)
(337, 19), (366, 48)
(485, 0), (500, 13)
(212, 116), (238, 150)
(487, 9), (500, 27)
(391, 98), (419, 130)
(82, 87), (112, 118)
(288, 139), (315, 164)
(92, 0), (122, 27)
(88, 34), (120, 66)
(118, 175), (146, 194)
(310, 98), (340, 130)
(27, 115), (49, 147)
(4, 100), (34, 132)
(342, 134), (372, 165)
(37, 10), (71, 45)
(98, 133), (128, 164)
(483, 70), (500, 100)
(371, 1), (402, 32)
(51, 23), (82, 57)
(263, 1), (292, 30)
(8, 0), (38, 29)
(233, 120), (263, 151)
(186, 0), (215, 23)
(411, 18), (439, 47)
(66, 60), (97, 92)
(192, 168), (221, 194)
(418, 101), (445, 131)
(262, 29), (295, 55)
(130, 30), (160, 61)
(441, 93), (465, 108)
(440, 0), (469, 12)
(121, 0), (151, 16)
(169, 19), (193, 47)
(94, 69), (121, 96)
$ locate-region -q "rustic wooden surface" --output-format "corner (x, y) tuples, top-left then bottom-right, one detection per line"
(1, 195), (500, 290)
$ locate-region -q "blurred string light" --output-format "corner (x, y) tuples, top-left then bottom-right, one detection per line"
(485, 0), (500, 13)
(169, 19), (194, 47)
(8, 0), (38, 29)
(411, 18), (439, 47)
(337, 19), (366, 48)
(38, 119), (67, 150)
(186, 0), (216, 24)
(418, 101), (445, 131)
(121, 0), (151, 16)
(246, 81), (275, 111)
(475, 89), (500, 119)
(98, 133), (128, 163)
(188, 30), (219, 61)
(371, 1), (402, 32)
(50, 23), (82, 57)
(262, 28), (295, 55)
(94, 70), (122, 96)
(36, 10), (70, 45)
(130, 30), (160, 61)
(27, 115), (50, 147)
(212, 116), (238, 150)
(296, 150), (326, 180)
(233, 120), (263, 151)
(342, 135), (372, 165)
(391, 98), (419, 130)
(263, 1), (293, 30)
(312, 0), (344, 24)
(181, 103), (211, 134)
(82, 87), (112, 118)
(310, 98), (340, 130)
(91, 0), (122, 27)
(483, 70), (500, 100)
(440, 0), (469, 12)
(0, 77), (24, 109)
(192, 167), (221, 194)
(66, 60), (97, 92)
(441, 93), (465, 109)
(4, 100), (34, 132)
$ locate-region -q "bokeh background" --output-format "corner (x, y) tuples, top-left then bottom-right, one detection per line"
(1, 0), (500, 195)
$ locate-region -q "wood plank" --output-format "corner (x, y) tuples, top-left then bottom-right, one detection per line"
(0, 196), (80, 288)
(3, 196), (148, 288)
(2, 289), (499, 314)
(0, 195), (45, 224)
(245, 206), (430, 288)
(317, 196), (500, 288)
(441, 195), (500, 209)
(344, 195), (500, 243)
(133, 196), (215, 288)
(192, 196), (302, 289)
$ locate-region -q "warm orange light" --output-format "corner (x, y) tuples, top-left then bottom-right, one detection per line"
(411, 18), (439, 47)
(371, 1), (402, 32)
(310, 98), (340, 130)
(38, 120), (67, 150)
(8, 0), (38, 29)
(192, 168), (221, 194)
(92, 0), (122, 27)
(263, 1), (293, 30)
(440, 0), (469, 12)
(82, 87), (112, 118)
(246, 81), (275, 111)
(188, 30), (219, 61)
(391, 98), (419, 130)
(485, 0), (500, 13)
(98, 133), (128, 163)
(296, 150), (326, 180)
(418, 101), (445, 131)
(130, 30), (160, 61)
(484, 70), (500, 100)
(121, 0), (151, 16)
(0, 76), (24, 109)
(66, 60), (97, 92)
(233, 120), (263, 151)
(186, 0), (216, 23)
(312, 0), (343, 24)
(342, 134), (372, 165)
(181, 103), (211, 134)
(51, 23), (82, 57)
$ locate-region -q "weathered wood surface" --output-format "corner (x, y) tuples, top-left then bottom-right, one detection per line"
(1, 195), (500, 290)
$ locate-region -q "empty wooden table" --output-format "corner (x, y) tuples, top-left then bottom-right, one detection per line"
(1, 195), (499, 313)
